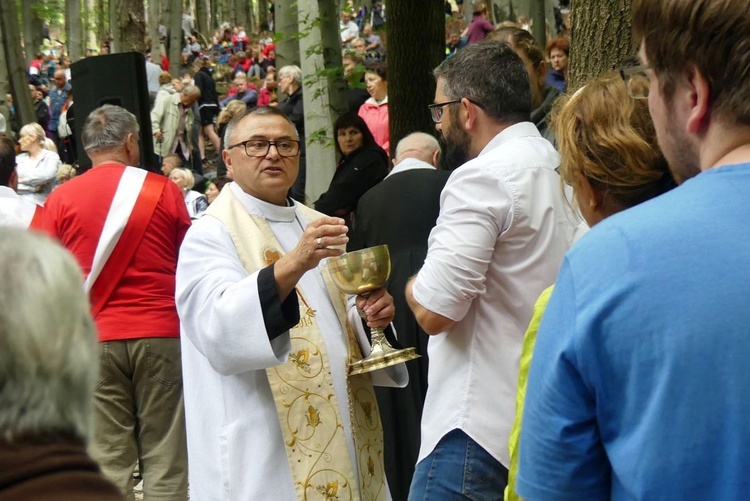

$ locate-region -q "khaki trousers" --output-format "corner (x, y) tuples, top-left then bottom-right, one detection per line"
(90, 338), (188, 501)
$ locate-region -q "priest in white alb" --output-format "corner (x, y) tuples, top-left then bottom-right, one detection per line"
(176, 106), (407, 500)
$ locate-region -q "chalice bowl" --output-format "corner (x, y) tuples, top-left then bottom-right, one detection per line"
(329, 244), (421, 375)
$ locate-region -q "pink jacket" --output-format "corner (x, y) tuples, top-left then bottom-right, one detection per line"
(358, 97), (389, 153)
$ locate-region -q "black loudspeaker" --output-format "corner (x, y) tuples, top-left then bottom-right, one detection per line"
(70, 52), (156, 173)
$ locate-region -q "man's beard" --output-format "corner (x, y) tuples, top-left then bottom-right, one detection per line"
(438, 113), (472, 171)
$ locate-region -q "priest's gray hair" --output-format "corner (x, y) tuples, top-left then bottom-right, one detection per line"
(224, 106), (300, 147)
(0, 228), (98, 444)
(81, 104), (140, 155)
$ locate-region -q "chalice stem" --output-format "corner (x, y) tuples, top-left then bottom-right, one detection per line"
(369, 327), (388, 355)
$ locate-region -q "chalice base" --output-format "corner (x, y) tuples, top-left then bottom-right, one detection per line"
(348, 343), (421, 376)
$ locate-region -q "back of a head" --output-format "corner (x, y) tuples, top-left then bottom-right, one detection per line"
(0, 134), (16, 187)
(633, 0), (750, 126)
(81, 104), (139, 155)
(158, 71), (172, 86)
(0, 229), (97, 443)
(395, 132), (441, 165)
(487, 27), (545, 68)
(434, 41), (532, 125)
(553, 74), (674, 212)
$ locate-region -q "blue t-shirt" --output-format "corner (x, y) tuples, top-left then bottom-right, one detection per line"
(517, 163), (750, 500)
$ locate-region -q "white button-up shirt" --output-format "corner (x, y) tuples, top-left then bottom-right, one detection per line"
(412, 122), (579, 467)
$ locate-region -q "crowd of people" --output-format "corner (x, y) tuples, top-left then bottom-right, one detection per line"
(2, 0), (750, 500)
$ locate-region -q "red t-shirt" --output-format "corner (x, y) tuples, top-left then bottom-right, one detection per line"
(44, 163), (192, 342)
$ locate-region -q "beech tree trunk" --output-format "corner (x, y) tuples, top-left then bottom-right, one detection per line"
(67, 0), (84, 61)
(568, 0), (633, 90)
(529, 0), (546, 49)
(22, 2), (44, 65)
(258, 0), (268, 29)
(196, 0), (208, 38)
(274, 0), (300, 68)
(118, 0), (147, 53)
(149, 0), (162, 61)
(97, 0), (107, 48)
(0, 4), (11, 135)
(1, 0), (35, 127)
(297, 0), (348, 204)
(167, 0), (183, 76)
(387, 0), (444, 158)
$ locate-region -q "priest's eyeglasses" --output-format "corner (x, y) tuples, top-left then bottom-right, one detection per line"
(227, 139), (301, 157)
(619, 64), (651, 100)
(428, 98), (485, 123)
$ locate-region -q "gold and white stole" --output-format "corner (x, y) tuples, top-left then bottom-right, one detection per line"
(207, 188), (386, 500)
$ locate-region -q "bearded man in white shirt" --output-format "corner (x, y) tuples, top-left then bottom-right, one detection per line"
(176, 106), (406, 500)
(405, 41), (579, 499)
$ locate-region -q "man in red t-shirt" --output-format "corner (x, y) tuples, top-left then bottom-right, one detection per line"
(44, 105), (191, 500)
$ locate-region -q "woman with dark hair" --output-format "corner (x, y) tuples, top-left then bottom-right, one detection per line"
(313, 113), (388, 225)
(357, 62), (389, 153)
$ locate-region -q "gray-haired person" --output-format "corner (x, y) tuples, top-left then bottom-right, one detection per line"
(43, 104), (191, 500)
(151, 84), (201, 166)
(0, 228), (124, 500)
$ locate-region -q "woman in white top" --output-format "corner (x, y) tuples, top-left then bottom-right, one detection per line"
(169, 167), (207, 219)
(16, 123), (62, 206)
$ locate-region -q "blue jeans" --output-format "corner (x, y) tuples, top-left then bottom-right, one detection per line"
(408, 429), (508, 501)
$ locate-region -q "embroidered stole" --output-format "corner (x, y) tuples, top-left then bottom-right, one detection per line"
(207, 188), (386, 501)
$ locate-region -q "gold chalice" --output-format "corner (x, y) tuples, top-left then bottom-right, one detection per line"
(328, 245), (421, 375)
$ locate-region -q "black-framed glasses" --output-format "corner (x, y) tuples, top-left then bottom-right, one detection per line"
(619, 64), (651, 100)
(226, 139), (300, 158)
(428, 98), (485, 123)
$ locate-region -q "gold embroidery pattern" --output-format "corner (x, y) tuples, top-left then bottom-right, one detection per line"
(273, 301), (356, 500)
(316, 480), (343, 500)
(211, 194), (385, 501)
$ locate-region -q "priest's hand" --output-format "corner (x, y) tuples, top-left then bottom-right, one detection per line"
(356, 287), (395, 329)
(274, 217), (348, 300)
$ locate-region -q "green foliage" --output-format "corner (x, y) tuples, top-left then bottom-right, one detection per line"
(26, 0), (65, 24)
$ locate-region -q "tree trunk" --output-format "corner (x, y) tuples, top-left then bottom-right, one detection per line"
(387, 0), (444, 158)
(67, 0), (84, 61)
(114, 0), (147, 53)
(274, 0), (300, 68)
(0, 4), (11, 135)
(529, 0), (546, 51)
(196, 0), (208, 38)
(109, 0), (119, 52)
(1, 0), (35, 127)
(220, 0), (229, 28)
(97, 0), (107, 48)
(22, 1), (44, 65)
(149, 0), (162, 61)
(209, 0), (216, 31)
(84, 0), (97, 58)
(246, 0), (256, 35)
(297, 0), (348, 204)
(568, 0), (633, 90)
(258, 0), (268, 29)
(168, 0), (183, 77)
